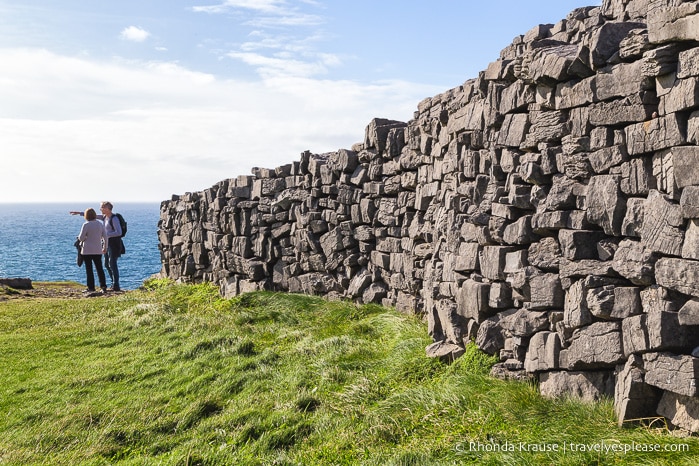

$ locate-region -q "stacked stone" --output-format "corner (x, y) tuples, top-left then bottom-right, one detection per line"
(159, 0), (699, 431)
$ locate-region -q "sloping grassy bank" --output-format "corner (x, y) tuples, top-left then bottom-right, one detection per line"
(0, 281), (697, 465)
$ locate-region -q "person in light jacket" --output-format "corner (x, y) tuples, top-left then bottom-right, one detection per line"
(70, 201), (122, 291)
(77, 208), (108, 293)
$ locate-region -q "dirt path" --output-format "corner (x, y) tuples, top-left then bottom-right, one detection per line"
(0, 281), (127, 300)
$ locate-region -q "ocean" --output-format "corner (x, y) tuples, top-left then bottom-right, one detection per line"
(0, 203), (162, 290)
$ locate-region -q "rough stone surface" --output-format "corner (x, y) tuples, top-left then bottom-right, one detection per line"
(157, 2), (699, 432)
(540, 370), (615, 402)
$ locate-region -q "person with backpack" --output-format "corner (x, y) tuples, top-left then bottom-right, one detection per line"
(70, 201), (126, 292)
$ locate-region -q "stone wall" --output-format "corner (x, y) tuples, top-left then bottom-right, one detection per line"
(158, 0), (699, 431)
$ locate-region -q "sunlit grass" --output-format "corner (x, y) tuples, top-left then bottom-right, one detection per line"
(0, 281), (697, 465)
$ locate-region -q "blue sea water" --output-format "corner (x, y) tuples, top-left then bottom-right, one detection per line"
(0, 203), (162, 290)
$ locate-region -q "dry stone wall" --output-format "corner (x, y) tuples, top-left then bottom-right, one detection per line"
(159, 0), (699, 431)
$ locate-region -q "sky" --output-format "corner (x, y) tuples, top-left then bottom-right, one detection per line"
(0, 0), (601, 203)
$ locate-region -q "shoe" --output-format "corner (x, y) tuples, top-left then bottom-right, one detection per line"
(83, 289), (95, 294)
(108, 287), (121, 292)
(101, 287), (108, 294)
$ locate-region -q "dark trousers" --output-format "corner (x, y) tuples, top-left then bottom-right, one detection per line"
(105, 243), (120, 290)
(83, 254), (107, 291)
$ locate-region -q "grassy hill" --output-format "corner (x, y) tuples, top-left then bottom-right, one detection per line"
(1, 281), (697, 465)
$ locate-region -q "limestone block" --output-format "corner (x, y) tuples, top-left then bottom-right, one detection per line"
(596, 60), (651, 101)
(657, 391), (699, 433)
(508, 309), (549, 337)
(586, 175), (627, 236)
(679, 298), (699, 326)
(642, 43), (684, 77)
(364, 118), (407, 153)
(586, 21), (647, 69)
(540, 370), (614, 401)
(504, 249), (528, 274)
(502, 216), (537, 245)
(589, 94), (656, 126)
(622, 314), (650, 356)
(434, 298), (464, 344)
(480, 246), (516, 280)
(456, 279), (492, 323)
(682, 219), (699, 260)
(489, 281), (514, 309)
(656, 257), (699, 298)
(678, 47), (699, 78)
(507, 266), (538, 302)
(559, 258), (617, 279)
(640, 190), (684, 256)
(625, 113), (686, 156)
(475, 310), (516, 356)
(524, 332), (561, 373)
(558, 229), (606, 260)
(561, 152), (593, 181)
(671, 146), (699, 189)
(648, 4), (699, 44)
(566, 321), (625, 370)
(652, 149), (678, 198)
(545, 175), (579, 210)
(681, 186), (699, 218)
(529, 273), (565, 310)
(499, 80), (536, 115)
(589, 145), (628, 174)
(523, 110), (569, 147)
(643, 352), (699, 397)
(395, 291), (418, 315)
(660, 77), (699, 114)
(328, 149), (358, 174)
(497, 113), (530, 147)
(415, 182), (439, 211)
(618, 157), (656, 196)
(611, 287), (643, 319)
(531, 211), (569, 232)
(614, 355), (662, 427)
(564, 279), (593, 330)
(508, 184), (534, 209)
(347, 270), (372, 298)
(527, 237), (561, 271)
(521, 43), (578, 85)
(454, 242), (480, 273)
(613, 239), (657, 285)
(555, 76), (595, 109)
(618, 26), (650, 58)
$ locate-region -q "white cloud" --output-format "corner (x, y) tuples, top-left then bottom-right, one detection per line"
(120, 26), (150, 42)
(193, 0), (323, 27)
(0, 47), (442, 202)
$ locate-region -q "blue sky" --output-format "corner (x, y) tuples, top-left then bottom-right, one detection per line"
(0, 0), (600, 202)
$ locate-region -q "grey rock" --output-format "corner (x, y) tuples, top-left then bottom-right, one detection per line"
(425, 341), (465, 363)
(614, 355), (662, 427)
(524, 331), (561, 372)
(625, 113), (686, 156)
(586, 175), (627, 236)
(540, 370), (614, 401)
(681, 186), (699, 218)
(566, 321), (625, 370)
(657, 391), (699, 433)
(656, 257), (699, 298)
(643, 352), (699, 397)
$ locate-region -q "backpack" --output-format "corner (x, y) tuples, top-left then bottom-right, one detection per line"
(111, 213), (128, 237)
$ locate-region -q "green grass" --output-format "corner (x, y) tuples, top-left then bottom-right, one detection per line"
(1, 281), (697, 465)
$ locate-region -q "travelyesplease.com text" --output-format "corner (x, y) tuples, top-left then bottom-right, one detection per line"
(457, 440), (690, 455)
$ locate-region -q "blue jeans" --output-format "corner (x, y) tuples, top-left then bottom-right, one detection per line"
(105, 242), (121, 290)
